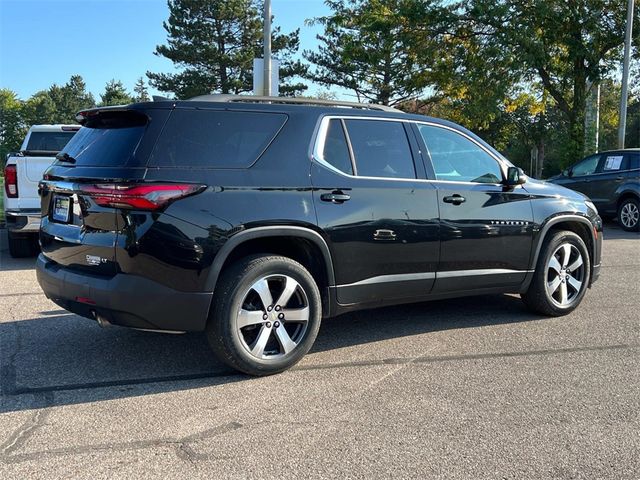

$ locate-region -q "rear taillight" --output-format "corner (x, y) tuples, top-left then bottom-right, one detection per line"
(81, 183), (205, 210)
(4, 164), (18, 198)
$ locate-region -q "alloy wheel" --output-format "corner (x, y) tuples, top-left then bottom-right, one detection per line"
(546, 243), (585, 308)
(235, 274), (310, 360)
(620, 202), (639, 229)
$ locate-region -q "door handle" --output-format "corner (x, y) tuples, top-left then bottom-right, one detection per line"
(321, 191), (351, 203)
(373, 229), (397, 241)
(443, 194), (466, 205)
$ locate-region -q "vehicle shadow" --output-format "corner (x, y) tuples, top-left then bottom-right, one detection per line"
(0, 293), (547, 413)
(1, 221), (631, 413)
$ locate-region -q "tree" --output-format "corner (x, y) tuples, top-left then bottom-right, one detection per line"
(21, 75), (95, 125)
(133, 77), (151, 103)
(21, 91), (57, 126)
(100, 79), (134, 106)
(304, 0), (451, 106)
(460, 0), (640, 167)
(148, 0), (307, 98)
(0, 89), (27, 161)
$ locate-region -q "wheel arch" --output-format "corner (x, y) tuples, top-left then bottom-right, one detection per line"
(616, 191), (639, 209)
(204, 226), (336, 315)
(523, 215), (598, 291)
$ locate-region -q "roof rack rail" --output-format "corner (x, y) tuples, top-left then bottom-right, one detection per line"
(187, 94), (403, 113)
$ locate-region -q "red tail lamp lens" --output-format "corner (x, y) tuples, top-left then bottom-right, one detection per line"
(82, 184), (204, 210)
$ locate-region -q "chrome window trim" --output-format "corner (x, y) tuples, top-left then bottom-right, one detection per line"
(312, 115), (509, 185)
(336, 268), (533, 288)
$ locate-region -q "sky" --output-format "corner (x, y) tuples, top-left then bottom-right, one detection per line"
(0, 0), (331, 100)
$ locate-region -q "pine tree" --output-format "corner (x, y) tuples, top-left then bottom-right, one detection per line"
(100, 80), (134, 106)
(21, 75), (95, 125)
(133, 77), (151, 103)
(147, 0), (307, 98)
(304, 0), (451, 106)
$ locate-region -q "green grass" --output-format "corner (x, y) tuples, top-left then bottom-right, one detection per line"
(0, 176), (4, 226)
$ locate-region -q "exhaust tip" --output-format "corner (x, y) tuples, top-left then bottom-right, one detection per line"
(92, 311), (112, 328)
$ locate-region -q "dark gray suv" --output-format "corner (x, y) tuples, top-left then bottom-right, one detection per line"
(549, 149), (640, 231)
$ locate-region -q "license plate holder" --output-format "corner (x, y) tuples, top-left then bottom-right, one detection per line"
(52, 195), (71, 223)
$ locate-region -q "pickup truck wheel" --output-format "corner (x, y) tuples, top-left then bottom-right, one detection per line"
(206, 255), (321, 376)
(521, 230), (590, 316)
(7, 232), (39, 258)
(618, 197), (640, 232)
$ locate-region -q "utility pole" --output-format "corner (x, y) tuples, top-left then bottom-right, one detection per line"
(618, 0), (635, 148)
(263, 0), (272, 97)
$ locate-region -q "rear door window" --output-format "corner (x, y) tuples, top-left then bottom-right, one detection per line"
(599, 154), (627, 172)
(343, 119), (416, 179)
(149, 109), (288, 168)
(320, 119), (354, 175)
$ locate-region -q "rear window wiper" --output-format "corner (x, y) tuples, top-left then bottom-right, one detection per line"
(56, 152), (77, 164)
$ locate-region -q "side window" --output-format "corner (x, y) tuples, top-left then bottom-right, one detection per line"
(630, 154), (640, 170)
(343, 119), (416, 179)
(571, 155), (600, 176)
(321, 119), (353, 175)
(418, 125), (503, 183)
(149, 109), (287, 168)
(600, 154), (627, 172)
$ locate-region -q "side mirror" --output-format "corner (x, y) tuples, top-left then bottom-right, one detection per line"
(505, 166), (526, 186)
(562, 168), (570, 177)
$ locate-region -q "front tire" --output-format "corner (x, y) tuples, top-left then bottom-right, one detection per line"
(618, 197), (640, 232)
(206, 255), (322, 376)
(522, 230), (590, 316)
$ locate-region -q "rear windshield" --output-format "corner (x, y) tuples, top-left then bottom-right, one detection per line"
(57, 111), (148, 167)
(26, 131), (77, 152)
(148, 109), (287, 168)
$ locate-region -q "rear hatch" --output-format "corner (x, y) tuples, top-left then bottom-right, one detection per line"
(39, 107), (171, 276)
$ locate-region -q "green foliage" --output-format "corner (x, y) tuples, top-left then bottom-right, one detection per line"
(458, 0), (640, 167)
(22, 75), (95, 125)
(148, 0), (307, 98)
(133, 77), (151, 103)
(304, 0), (452, 105)
(0, 89), (27, 160)
(100, 79), (134, 106)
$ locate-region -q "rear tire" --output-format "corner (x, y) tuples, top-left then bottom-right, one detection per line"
(521, 230), (590, 316)
(206, 255), (322, 376)
(7, 231), (39, 258)
(617, 197), (640, 232)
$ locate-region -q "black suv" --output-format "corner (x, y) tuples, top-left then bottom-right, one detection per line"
(548, 149), (640, 231)
(36, 96), (602, 375)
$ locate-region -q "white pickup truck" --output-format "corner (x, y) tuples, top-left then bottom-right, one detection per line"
(3, 125), (80, 257)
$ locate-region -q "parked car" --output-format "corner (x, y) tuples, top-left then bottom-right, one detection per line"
(3, 124), (80, 257)
(36, 96), (602, 376)
(548, 149), (640, 231)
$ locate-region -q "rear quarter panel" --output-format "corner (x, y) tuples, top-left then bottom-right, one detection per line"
(117, 110), (320, 293)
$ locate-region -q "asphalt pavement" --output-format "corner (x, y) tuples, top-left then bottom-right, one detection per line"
(0, 224), (638, 479)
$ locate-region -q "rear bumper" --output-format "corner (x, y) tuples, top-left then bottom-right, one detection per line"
(36, 254), (212, 332)
(5, 210), (40, 233)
